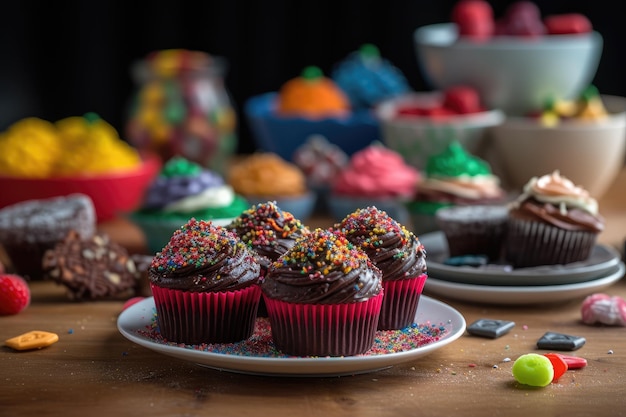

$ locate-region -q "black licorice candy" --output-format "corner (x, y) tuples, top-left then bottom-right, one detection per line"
(467, 319), (515, 339)
(536, 332), (586, 351)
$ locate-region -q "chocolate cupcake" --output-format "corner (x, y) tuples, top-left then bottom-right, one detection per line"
(337, 206), (428, 330)
(149, 218), (261, 344)
(0, 194), (96, 280)
(262, 228), (383, 357)
(504, 171), (604, 268)
(435, 204), (509, 262)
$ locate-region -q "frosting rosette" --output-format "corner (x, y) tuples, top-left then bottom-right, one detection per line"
(332, 143), (419, 198)
(149, 218), (260, 292)
(228, 152), (308, 198)
(418, 140), (504, 203)
(331, 44), (411, 110)
(226, 201), (310, 271)
(263, 228), (382, 304)
(509, 171), (603, 233)
(137, 156), (248, 219)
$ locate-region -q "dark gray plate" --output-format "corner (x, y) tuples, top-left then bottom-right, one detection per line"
(420, 231), (622, 286)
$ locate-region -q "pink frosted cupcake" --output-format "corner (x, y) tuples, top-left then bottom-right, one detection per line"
(328, 142), (419, 225)
(149, 218), (261, 344)
(262, 228), (383, 357)
(337, 206), (428, 330)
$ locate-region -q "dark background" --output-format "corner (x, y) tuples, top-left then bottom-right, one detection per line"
(1, 0), (623, 154)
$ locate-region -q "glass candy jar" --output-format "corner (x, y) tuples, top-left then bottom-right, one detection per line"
(125, 49), (237, 174)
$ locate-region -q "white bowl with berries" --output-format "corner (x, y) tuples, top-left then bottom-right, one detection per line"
(374, 87), (504, 170)
(414, 1), (603, 116)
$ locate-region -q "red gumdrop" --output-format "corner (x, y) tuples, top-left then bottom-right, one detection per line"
(443, 86), (484, 114)
(501, 1), (545, 37)
(544, 353), (568, 382)
(452, 0), (495, 41)
(557, 354), (588, 369)
(544, 13), (592, 35)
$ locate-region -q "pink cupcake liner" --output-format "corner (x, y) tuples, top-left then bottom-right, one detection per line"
(378, 273), (428, 330)
(150, 283), (261, 344)
(263, 291), (384, 357)
(505, 218), (598, 268)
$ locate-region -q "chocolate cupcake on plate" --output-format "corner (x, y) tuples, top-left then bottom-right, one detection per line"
(149, 218), (262, 344)
(262, 228), (383, 357)
(337, 206), (428, 330)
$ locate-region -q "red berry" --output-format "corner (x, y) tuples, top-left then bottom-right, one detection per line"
(544, 13), (592, 35)
(0, 274), (31, 315)
(443, 86), (484, 114)
(452, 0), (494, 41)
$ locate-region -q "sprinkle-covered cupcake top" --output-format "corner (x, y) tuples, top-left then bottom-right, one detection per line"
(149, 218), (260, 291)
(337, 206), (427, 281)
(226, 202), (310, 267)
(263, 228), (382, 304)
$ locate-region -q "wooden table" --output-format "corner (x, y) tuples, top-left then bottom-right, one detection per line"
(2, 172), (626, 417)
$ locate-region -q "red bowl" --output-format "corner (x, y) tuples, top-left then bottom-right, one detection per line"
(0, 152), (161, 222)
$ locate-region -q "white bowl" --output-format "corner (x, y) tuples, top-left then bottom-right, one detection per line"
(488, 95), (626, 199)
(375, 92), (504, 170)
(414, 23), (603, 116)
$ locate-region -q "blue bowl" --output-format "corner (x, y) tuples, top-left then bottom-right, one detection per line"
(244, 92), (382, 161)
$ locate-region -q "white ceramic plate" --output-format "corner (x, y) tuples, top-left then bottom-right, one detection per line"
(117, 296), (466, 377)
(423, 262), (624, 306)
(420, 231), (621, 286)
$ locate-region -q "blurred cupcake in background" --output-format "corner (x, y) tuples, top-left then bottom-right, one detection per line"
(130, 156), (248, 254)
(408, 141), (506, 235)
(227, 152), (316, 222)
(292, 134), (348, 214)
(327, 142), (419, 225)
(332, 43), (412, 110)
(244, 66), (380, 163)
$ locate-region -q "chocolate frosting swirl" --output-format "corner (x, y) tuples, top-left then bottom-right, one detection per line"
(510, 199), (604, 232)
(337, 206), (427, 281)
(149, 219), (260, 292)
(226, 201), (310, 270)
(262, 228), (382, 304)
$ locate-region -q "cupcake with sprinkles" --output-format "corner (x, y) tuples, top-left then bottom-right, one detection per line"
(149, 218), (261, 344)
(262, 228), (383, 357)
(337, 206), (428, 330)
(226, 201), (311, 316)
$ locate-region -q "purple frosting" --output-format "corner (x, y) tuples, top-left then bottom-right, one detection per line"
(142, 170), (224, 210)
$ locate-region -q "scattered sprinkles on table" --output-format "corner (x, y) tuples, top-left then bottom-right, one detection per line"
(137, 309), (450, 358)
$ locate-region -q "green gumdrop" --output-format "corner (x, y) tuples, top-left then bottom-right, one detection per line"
(512, 353), (554, 387)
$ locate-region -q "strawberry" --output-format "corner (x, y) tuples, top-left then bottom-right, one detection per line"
(0, 274), (31, 315)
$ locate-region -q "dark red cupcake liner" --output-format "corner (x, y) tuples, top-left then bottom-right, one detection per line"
(150, 283), (261, 345)
(504, 218), (598, 268)
(378, 273), (428, 330)
(263, 292), (384, 357)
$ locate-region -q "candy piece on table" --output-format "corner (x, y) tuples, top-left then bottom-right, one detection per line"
(536, 332), (586, 351)
(466, 318), (515, 338)
(0, 273), (31, 315)
(451, 0), (495, 41)
(542, 353), (568, 382)
(581, 293), (626, 326)
(5, 330), (59, 351)
(546, 353), (588, 370)
(544, 13), (592, 35)
(511, 353), (554, 387)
